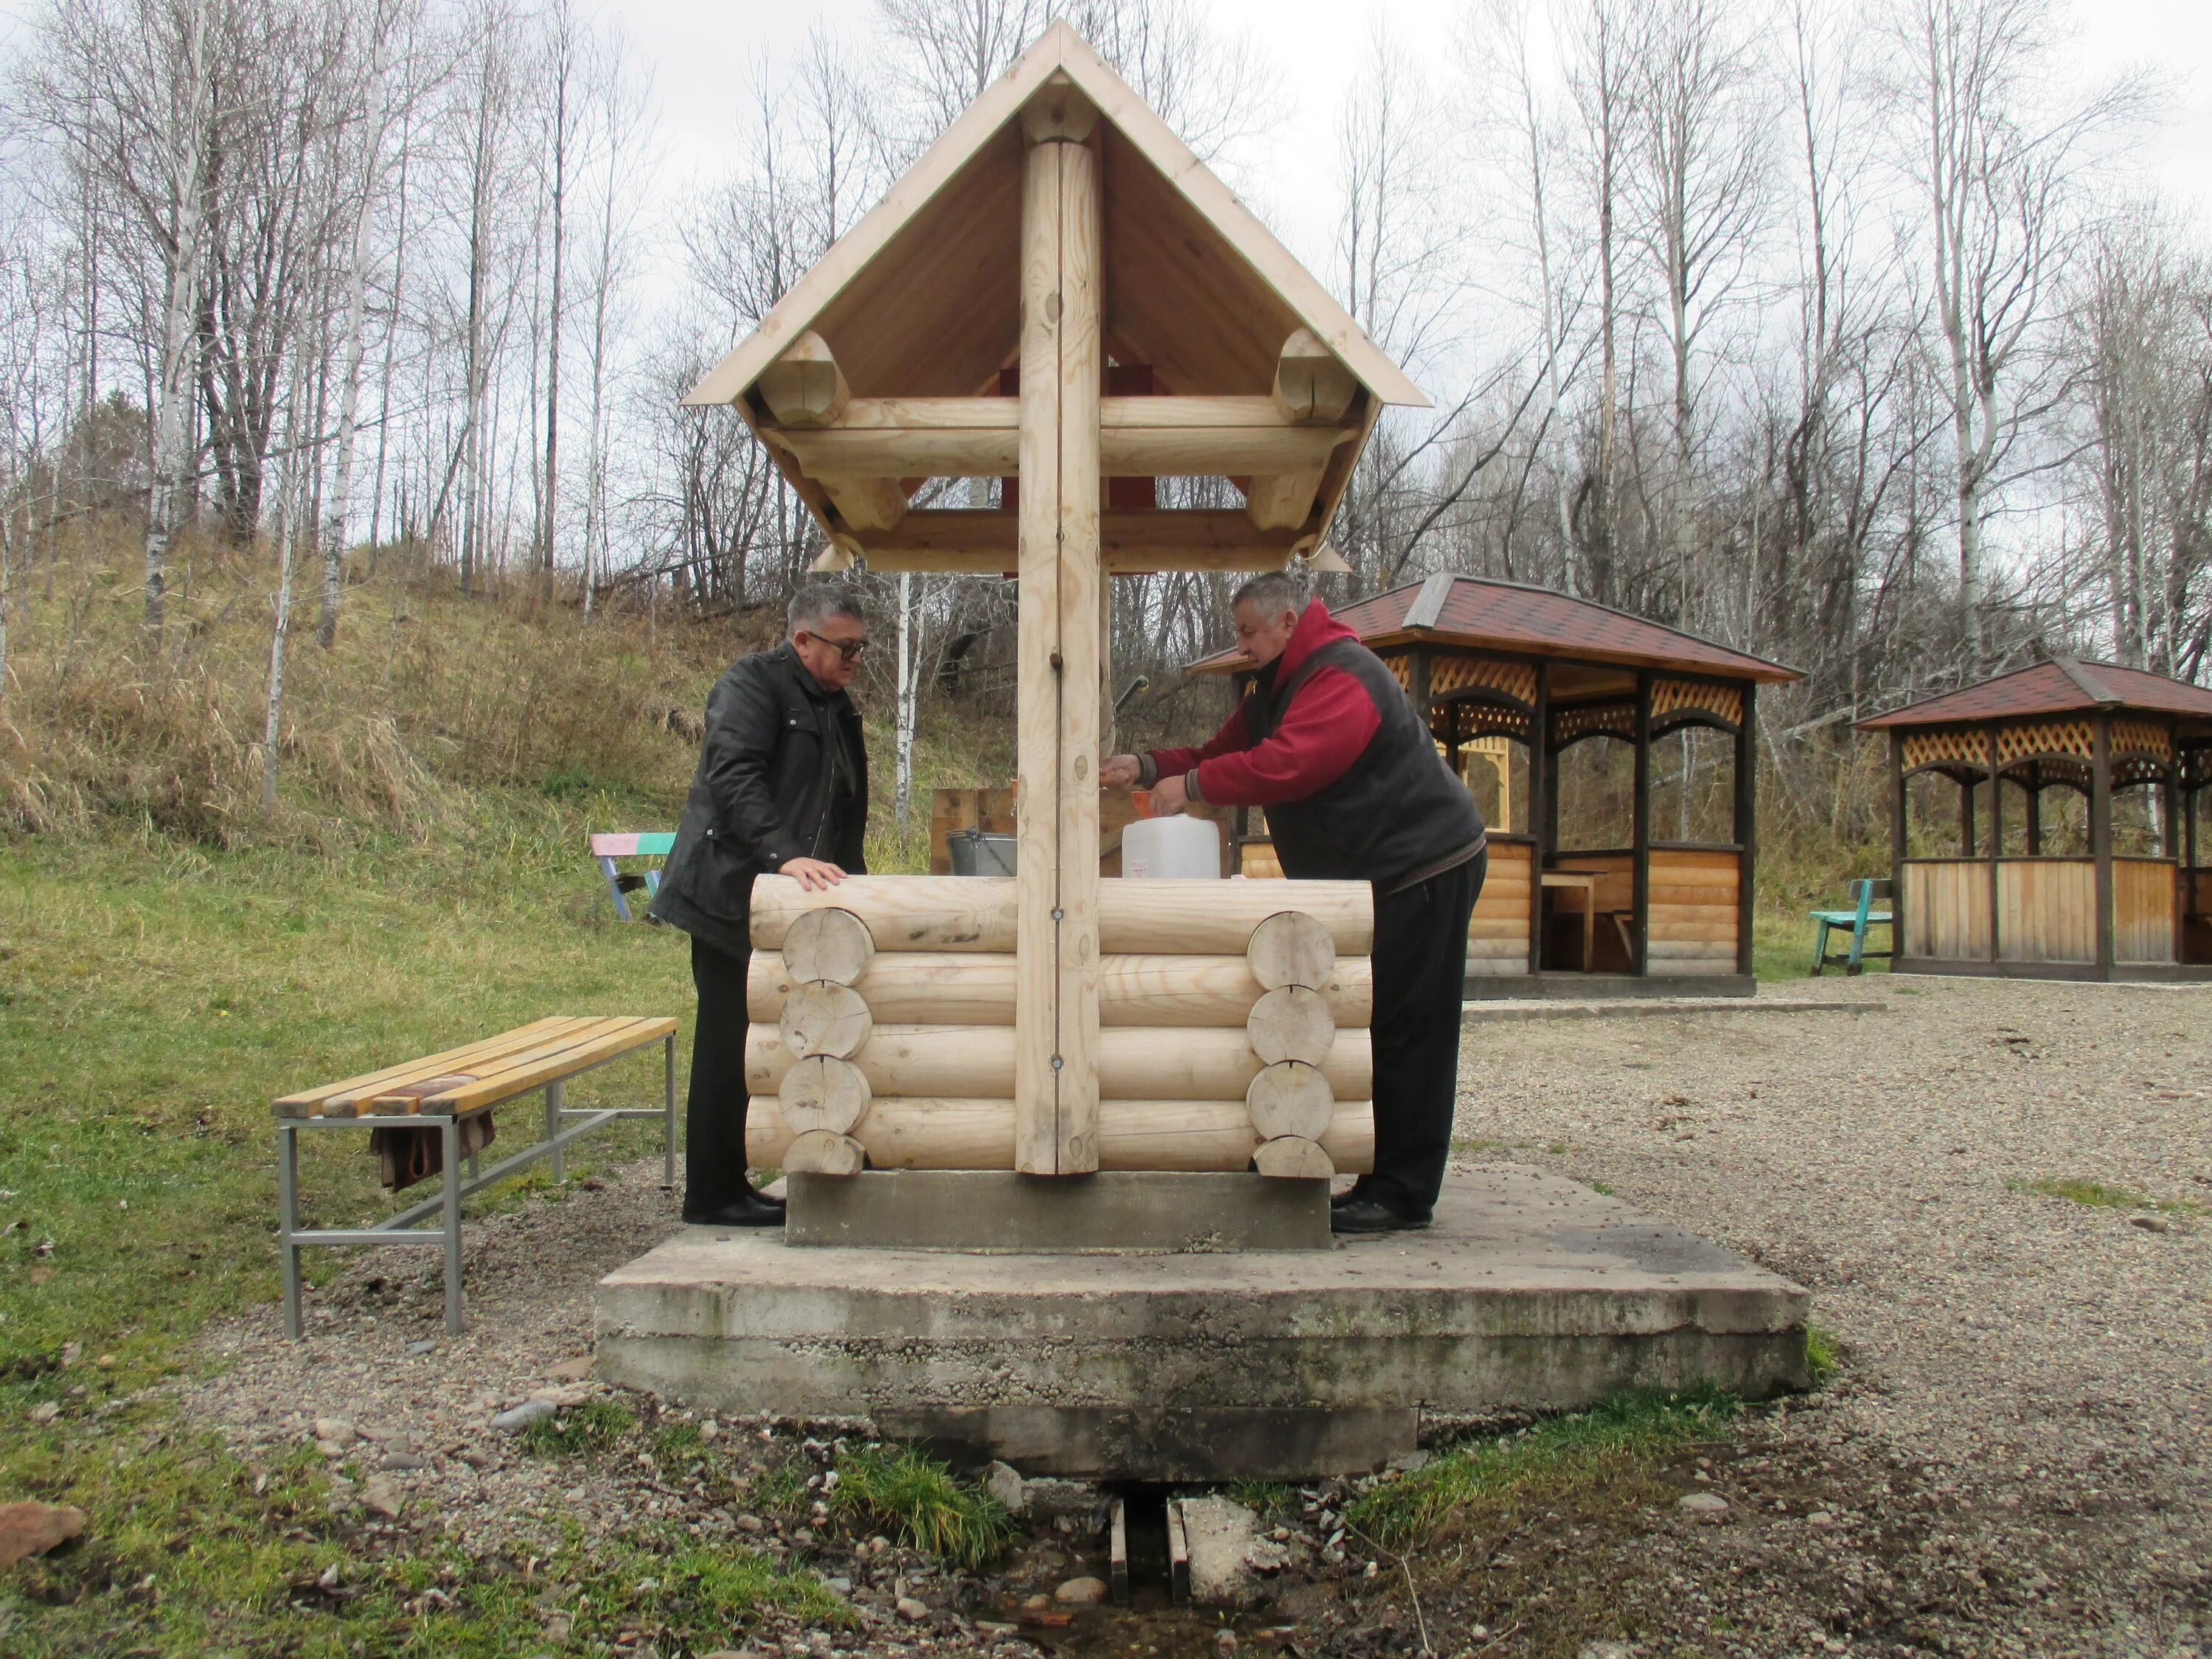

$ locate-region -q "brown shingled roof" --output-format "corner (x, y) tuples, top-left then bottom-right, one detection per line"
(1187, 574), (1800, 682)
(1855, 658), (2212, 730)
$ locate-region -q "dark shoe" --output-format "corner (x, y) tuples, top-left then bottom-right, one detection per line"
(1330, 1198), (1430, 1236)
(683, 1188), (785, 1228)
(1330, 1182), (1371, 1209)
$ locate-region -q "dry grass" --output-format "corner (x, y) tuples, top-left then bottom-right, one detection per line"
(1, 521), (750, 845)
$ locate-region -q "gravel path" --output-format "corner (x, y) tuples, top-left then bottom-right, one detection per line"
(164, 975), (2212, 1657)
(1456, 975), (2212, 1656)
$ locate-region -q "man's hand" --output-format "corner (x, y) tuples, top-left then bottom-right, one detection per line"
(1150, 771), (1192, 815)
(1099, 754), (1141, 790)
(779, 857), (847, 891)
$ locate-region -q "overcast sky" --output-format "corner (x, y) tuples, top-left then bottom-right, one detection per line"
(621, 0), (2212, 287)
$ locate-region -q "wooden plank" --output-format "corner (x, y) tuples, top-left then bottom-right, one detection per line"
(748, 1095), (1377, 1175)
(280, 1018), (602, 1117)
(338, 1020), (650, 1118)
(414, 1018), (680, 1114)
(855, 508), (1291, 574)
(768, 398), (1346, 478)
(749, 949), (1374, 1029)
(745, 1023), (1372, 1103)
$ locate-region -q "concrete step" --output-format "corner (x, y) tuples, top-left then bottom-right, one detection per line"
(593, 1168), (1808, 1480)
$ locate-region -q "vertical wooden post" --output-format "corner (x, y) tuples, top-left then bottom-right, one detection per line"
(2024, 763), (2042, 856)
(1528, 664), (1551, 977)
(1889, 734), (1908, 961)
(1631, 672), (1652, 976)
(2092, 714), (2115, 978)
(1985, 725), (2001, 963)
(1013, 83), (1102, 1175)
(1959, 773), (1976, 858)
(1733, 682), (1756, 978)
(1408, 644), (1433, 724)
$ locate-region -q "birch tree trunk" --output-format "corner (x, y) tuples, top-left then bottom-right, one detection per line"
(318, 6), (398, 647)
(144, 0), (214, 633)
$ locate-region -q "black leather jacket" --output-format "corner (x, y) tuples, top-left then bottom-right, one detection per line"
(650, 642), (868, 957)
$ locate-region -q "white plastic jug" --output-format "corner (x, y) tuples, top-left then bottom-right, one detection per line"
(1121, 813), (1222, 880)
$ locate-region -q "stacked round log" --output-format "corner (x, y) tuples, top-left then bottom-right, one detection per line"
(745, 874), (1376, 1175)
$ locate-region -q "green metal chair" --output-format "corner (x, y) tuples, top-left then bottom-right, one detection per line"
(1809, 877), (1893, 975)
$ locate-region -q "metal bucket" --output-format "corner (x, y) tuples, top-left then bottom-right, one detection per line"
(948, 830), (1018, 877)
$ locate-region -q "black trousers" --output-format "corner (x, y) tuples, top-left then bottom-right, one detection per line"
(685, 936), (755, 1214)
(1361, 850), (1484, 1217)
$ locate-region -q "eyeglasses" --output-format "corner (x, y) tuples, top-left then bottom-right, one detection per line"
(804, 631), (869, 662)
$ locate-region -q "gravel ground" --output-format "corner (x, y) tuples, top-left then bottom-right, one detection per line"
(1455, 974), (2212, 1658)
(164, 975), (2212, 1658)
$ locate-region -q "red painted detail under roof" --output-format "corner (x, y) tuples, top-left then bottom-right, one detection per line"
(1186, 574), (1798, 682)
(1856, 658), (2212, 729)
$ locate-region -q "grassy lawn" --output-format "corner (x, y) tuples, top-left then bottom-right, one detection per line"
(0, 797), (815, 1653)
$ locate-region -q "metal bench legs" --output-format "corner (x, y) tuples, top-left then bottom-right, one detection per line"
(276, 1034), (676, 1340)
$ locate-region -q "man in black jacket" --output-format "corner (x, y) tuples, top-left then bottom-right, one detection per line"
(1102, 571), (1484, 1236)
(651, 584), (870, 1226)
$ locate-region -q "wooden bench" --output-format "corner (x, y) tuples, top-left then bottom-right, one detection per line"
(273, 1015), (678, 1338)
(591, 832), (676, 920)
(1809, 877), (1893, 975)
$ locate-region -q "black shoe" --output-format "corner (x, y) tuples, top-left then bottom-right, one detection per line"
(1330, 1198), (1430, 1236)
(683, 1188), (785, 1228)
(1330, 1183), (1371, 1209)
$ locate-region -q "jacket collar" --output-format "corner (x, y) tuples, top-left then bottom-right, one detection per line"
(1256, 598), (1358, 691)
(776, 639), (835, 702)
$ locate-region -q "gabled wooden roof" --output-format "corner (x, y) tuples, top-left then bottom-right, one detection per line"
(1856, 657), (2212, 730)
(683, 22), (1427, 411)
(1189, 574), (1801, 684)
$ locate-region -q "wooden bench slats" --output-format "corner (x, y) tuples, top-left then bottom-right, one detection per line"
(415, 1017), (678, 1113)
(273, 1017), (597, 1117)
(276, 1017), (673, 1119)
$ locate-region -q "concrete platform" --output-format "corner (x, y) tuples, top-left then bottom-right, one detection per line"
(594, 1167), (1808, 1479)
(1464, 972), (1757, 999)
(785, 1170), (1331, 1251)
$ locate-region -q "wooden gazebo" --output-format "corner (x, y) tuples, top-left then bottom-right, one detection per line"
(1192, 574), (1801, 996)
(1857, 658), (2212, 980)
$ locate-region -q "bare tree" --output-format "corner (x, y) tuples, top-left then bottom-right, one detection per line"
(1890, 0), (2143, 656)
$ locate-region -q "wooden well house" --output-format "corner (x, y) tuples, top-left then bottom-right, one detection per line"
(684, 24), (1433, 1181)
(1190, 575), (1801, 995)
(1857, 658), (2212, 980)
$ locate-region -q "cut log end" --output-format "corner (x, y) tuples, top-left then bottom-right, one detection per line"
(1245, 1060), (1335, 1141)
(1247, 984), (1336, 1067)
(779, 982), (874, 1059)
(782, 907), (877, 986)
(782, 1129), (866, 1175)
(1246, 911), (1338, 991)
(776, 1054), (872, 1136)
(1252, 1135), (1335, 1179)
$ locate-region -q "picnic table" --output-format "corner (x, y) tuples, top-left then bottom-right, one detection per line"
(273, 1016), (677, 1338)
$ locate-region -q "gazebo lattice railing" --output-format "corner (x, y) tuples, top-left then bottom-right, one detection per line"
(1858, 656), (2212, 980)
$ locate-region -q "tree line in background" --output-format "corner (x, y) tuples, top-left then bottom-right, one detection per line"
(0, 0), (2208, 841)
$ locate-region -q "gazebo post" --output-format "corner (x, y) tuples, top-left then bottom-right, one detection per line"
(2024, 763), (2042, 856)
(1011, 86), (1104, 1175)
(2093, 714), (2115, 977)
(1528, 663), (1551, 977)
(1958, 774), (1976, 858)
(1733, 682), (1756, 977)
(1632, 670), (1652, 976)
(1889, 734), (1907, 960)
(1986, 723), (2001, 964)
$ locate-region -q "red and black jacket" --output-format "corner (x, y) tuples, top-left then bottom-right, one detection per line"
(1144, 599), (1484, 888)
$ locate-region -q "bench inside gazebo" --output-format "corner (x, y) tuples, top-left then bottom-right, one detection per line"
(1192, 574), (1801, 998)
(1859, 656), (2212, 980)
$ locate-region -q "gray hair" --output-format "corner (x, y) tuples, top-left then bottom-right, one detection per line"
(787, 582), (865, 636)
(1231, 569), (1305, 619)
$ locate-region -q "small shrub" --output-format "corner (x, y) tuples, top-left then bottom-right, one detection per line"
(1344, 1386), (1740, 1550)
(828, 1444), (1012, 1571)
(2008, 1177), (2202, 1214)
(1804, 1322), (1840, 1387)
(518, 1399), (635, 1457)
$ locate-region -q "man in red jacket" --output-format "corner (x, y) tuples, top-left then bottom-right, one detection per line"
(1102, 571), (1486, 1234)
